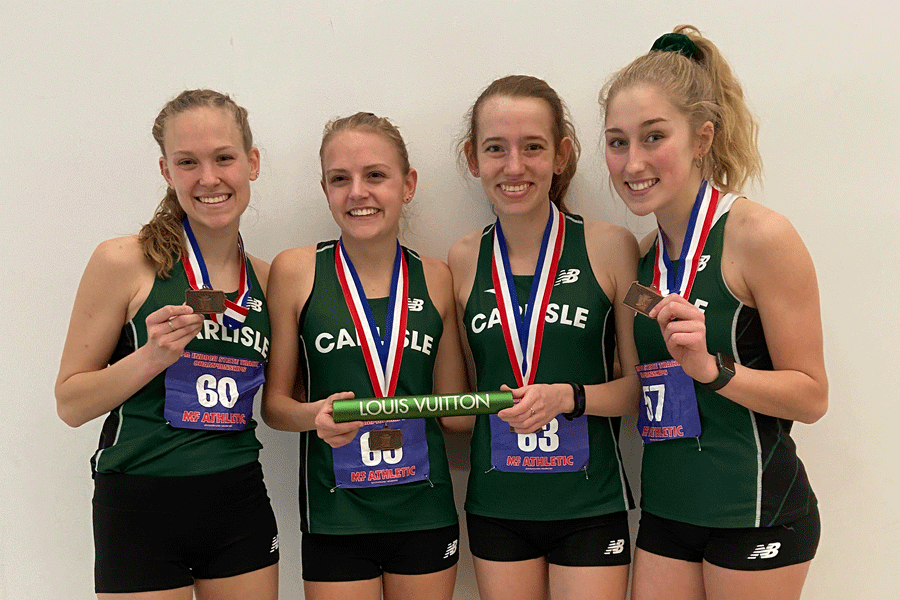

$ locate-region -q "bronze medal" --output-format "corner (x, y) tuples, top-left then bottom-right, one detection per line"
(623, 281), (664, 318)
(367, 426), (403, 451)
(185, 288), (227, 315)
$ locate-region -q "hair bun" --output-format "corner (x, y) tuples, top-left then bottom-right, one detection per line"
(650, 32), (700, 61)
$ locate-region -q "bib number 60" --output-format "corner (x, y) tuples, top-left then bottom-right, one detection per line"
(196, 374), (239, 408)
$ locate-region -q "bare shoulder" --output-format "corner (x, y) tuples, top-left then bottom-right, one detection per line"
(447, 228), (483, 273)
(419, 254), (454, 315)
(637, 230), (657, 256)
(581, 218), (639, 298)
(83, 235), (155, 321)
(271, 244), (317, 275)
(268, 244), (318, 299)
(724, 197), (814, 306)
(246, 254), (271, 291)
(582, 218), (639, 255)
(90, 235), (155, 290)
(447, 228), (485, 302)
(420, 254), (453, 287)
(93, 235), (150, 271)
(726, 197), (801, 253)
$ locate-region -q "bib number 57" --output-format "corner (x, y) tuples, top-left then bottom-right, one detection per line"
(642, 384), (665, 422)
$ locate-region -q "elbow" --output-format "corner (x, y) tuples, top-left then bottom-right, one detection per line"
(55, 397), (86, 428)
(801, 395), (828, 425)
(798, 380), (829, 425)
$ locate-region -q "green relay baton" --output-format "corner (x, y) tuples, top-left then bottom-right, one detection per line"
(332, 391), (514, 423)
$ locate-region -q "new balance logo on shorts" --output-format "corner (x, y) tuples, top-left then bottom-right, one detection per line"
(270, 536), (279, 553)
(747, 542), (780, 560)
(604, 539), (625, 555)
(554, 268), (580, 286)
(443, 539), (458, 559)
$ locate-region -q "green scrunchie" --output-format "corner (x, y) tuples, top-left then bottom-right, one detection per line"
(650, 32), (700, 61)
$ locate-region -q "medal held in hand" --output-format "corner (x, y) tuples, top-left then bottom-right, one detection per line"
(181, 219), (251, 327)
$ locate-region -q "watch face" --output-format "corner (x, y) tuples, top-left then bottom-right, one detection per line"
(718, 353), (736, 375)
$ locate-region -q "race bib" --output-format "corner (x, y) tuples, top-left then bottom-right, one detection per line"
(636, 360), (701, 443)
(332, 418), (430, 488)
(164, 351), (264, 431)
(489, 413), (589, 473)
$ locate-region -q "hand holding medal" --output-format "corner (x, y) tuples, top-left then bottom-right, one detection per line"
(144, 304), (204, 369)
(648, 294), (718, 384)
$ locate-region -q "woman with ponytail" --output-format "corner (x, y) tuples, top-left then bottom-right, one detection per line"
(56, 90), (278, 599)
(600, 26), (827, 599)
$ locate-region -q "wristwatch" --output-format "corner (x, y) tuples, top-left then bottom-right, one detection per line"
(702, 353), (735, 392)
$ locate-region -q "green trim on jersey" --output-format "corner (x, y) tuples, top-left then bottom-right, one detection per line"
(635, 197), (817, 528)
(92, 258), (268, 476)
(298, 241), (457, 535)
(463, 215), (633, 521)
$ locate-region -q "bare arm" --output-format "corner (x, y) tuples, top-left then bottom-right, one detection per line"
(260, 246), (321, 432)
(651, 199), (827, 424)
(423, 255), (473, 433)
(55, 237), (203, 427)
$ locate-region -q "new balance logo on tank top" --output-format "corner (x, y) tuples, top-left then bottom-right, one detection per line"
(297, 241), (457, 535)
(463, 215), (633, 521)
(91, 258), (269, 477)
(633, 192), (817, 528)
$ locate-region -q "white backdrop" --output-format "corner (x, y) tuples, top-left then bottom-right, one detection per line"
(2, 1), (898, 598)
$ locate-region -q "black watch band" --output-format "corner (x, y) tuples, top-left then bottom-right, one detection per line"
(702, 353), (735, 392)
(563, 382), (586, 420)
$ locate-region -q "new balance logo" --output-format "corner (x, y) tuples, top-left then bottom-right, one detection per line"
(604, 539), (625, 555)
(408, 298), (425, 311)
(747, 542), (780, 560)
(697, 255), (710, 272)
(443, 539), (459, 559)
(270, 535), (279, 553)
(248, 297), (264, 313)
(554, 268), (580, 286)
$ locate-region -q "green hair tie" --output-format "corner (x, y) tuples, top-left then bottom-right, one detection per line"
(650, 32), (700, 61)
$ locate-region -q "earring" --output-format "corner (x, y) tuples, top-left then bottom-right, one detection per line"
(694, 156), (703, 170)
(472, 169), (479, 177)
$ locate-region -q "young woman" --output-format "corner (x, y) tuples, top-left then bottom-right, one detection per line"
(262, 112), (467, 600)
(448, 75), (640, 600)
(55, 90), (278, 599)
(600, 26), (827, 600)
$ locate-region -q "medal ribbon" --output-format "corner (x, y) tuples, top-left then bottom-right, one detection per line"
(334, 239), (409, 398)
(181, 219), (251, 329)
(652, 180), (719, 299)
(490, 203), (565, 387)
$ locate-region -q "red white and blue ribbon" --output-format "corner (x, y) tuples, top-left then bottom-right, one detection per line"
(491, 203), (565, 387)
(334, 239), (408, 398)
(181, 219), (251, 329)
(653, 180), (719, 299)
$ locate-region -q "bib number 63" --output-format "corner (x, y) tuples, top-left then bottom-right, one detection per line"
(196, 374), (239, 408)
(517, 418), (560, 452)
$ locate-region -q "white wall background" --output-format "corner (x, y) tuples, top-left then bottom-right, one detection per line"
(2, 1), (897, 598)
